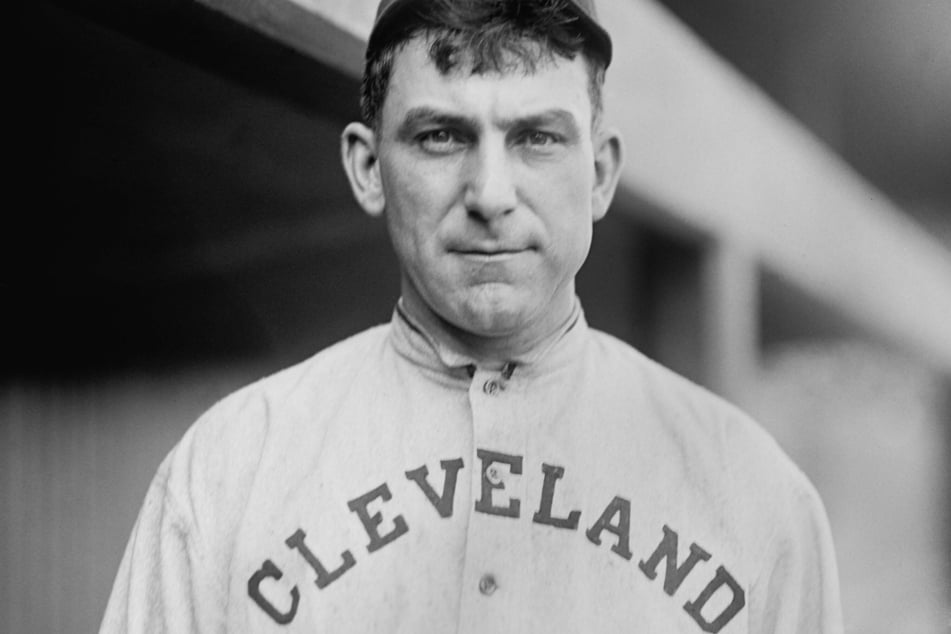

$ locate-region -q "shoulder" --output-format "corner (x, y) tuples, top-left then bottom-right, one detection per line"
(582, 328), (736, 424)
(157, 325), (392, 516)
(584, 328), (820, 511)
(185, 324), (387, 428)
(583, 330), (834, 572)
(196, 324), (390, 437)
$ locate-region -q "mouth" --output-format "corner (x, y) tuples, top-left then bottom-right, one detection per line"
(452, 248), (532, 261)
(450, 240), (536, 255)
(456, 248), (526, 255)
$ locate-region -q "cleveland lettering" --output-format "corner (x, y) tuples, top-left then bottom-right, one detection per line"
(248, 451), (747, 632)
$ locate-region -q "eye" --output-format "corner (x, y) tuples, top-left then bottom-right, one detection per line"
(517, 129), (562, 149)
(417, 129), (466, 154)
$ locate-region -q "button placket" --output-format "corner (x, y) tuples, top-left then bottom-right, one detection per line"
(458, 365), (527, 631)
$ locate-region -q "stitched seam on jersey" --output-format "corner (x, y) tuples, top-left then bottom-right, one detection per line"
(151, 461), (214, 627)
(747, 469), (785, 603)
(223, 391), (274, 610)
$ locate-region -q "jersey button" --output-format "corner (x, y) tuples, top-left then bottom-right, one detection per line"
(483, 380), (501, 395)
(478, 573), (498, 596)
(486, 465), (503, 485)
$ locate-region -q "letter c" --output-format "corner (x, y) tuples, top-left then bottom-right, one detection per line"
(248, 559), (300, 625)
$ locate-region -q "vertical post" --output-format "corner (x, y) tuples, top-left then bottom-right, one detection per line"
(639, 232), (705, 386)
(701, 241), (759, 407)
(941, 377), (951, 609)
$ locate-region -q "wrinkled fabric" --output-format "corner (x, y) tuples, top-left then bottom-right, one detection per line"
(100, 302), (842, 634)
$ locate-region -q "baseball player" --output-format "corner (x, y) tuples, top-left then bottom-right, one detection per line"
(100, 1), (843, 632)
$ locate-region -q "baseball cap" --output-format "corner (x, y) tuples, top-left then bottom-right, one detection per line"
(366, 0), (613, 67)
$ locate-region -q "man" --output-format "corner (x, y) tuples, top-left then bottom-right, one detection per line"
(101, 1), (843, 632)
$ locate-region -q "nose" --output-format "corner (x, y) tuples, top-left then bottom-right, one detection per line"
(463, 140), (517, 222)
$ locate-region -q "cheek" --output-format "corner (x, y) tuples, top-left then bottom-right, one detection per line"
(534, 166), (596, 245)
(382, 160), (459, 236)
(536, 184), (597, 284)
(551, 220), (593, 278)
(382, 180), (461, 291)
(531, 149), (594, 201)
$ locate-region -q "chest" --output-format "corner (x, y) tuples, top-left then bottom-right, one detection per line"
(227, 369), (751, 633)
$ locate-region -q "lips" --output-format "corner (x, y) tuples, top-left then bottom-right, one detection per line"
(450, 248), (534, 265)
(448, 241), (536, 256)
(455, 248), (526, 255)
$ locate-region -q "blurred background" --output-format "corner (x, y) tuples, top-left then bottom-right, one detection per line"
(3, 0), (949, 632)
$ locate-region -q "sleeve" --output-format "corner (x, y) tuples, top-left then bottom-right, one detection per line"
(98, 448), (226, 634)
(99, 386), (272, 633)
(747, 475), (844, 634)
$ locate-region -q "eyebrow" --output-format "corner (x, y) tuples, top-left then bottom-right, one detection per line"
(505, 109), (580, 133)
(396, 107), (478, 138)
(396, 106), (581, 137)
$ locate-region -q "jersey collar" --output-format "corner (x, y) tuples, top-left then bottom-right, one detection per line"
(389, 298), (588, 380)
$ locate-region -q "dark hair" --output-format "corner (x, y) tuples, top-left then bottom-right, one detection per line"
(361, 0), (608, 130)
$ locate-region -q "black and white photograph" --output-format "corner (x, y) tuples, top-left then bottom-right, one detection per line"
(4, 1), (950, 632)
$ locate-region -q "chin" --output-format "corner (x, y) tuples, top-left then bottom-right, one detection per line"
(454, 292), (532, 337)
(459, 312), (525, 338)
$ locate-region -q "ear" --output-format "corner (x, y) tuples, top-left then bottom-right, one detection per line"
(341, 122), (386, 217)
(590, 127), (623, 223)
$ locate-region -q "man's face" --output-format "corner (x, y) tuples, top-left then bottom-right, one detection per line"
(365, 39), (615, 347)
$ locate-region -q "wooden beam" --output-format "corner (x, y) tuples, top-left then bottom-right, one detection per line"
(701, 242), (759, 405)
(195, 0), (367, 78)
(597, 0), (951, 373)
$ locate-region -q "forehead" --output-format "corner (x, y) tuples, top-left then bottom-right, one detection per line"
(380, 37), (593, 131)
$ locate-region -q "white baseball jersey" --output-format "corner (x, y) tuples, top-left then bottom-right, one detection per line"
(100, 301), (842, 633)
